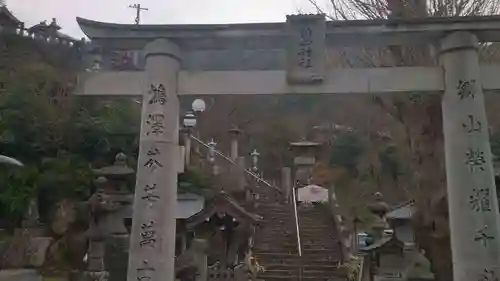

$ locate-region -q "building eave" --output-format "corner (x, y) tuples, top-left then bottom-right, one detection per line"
(77, 15), (500, 50)
(185, 192), (261, 229)
(76, 17), (285, 42)
(0, 6), (22, 25)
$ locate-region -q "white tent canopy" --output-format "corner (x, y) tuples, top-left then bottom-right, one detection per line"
(297, 184), (329, 203)
(0, 155), (23, 167)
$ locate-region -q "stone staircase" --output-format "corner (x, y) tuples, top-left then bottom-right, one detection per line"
(297, 203), (345, 281)
(252, 189), (346, 281)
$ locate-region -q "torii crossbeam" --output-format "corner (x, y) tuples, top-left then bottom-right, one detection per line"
(76, 15), (500, 281)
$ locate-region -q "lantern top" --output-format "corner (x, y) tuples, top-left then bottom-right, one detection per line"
(94, 153), (135, 177)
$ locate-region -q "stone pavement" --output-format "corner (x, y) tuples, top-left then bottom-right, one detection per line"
(0, 269), (42, 281)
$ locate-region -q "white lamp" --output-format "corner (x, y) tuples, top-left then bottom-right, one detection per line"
(192, 99), (206, 113)
(251, 149), (260, 172)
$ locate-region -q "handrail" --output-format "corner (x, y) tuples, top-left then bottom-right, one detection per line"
(357, 255), (365, 281)
(190, 135), (282, 193)
(291, 181), (302, 257)
(291, 181), (303, 281)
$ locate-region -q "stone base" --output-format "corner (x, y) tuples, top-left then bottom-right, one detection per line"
(70, 271), (109, 281)
(30, 237), (53, 267)
(0, 235), (53, 268)
(0, 269), (42, 281)
(104, 235), (129, 281)
(14, 227), (47, 237)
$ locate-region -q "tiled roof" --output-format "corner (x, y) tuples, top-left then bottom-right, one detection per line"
(185, 191), (261, 229)
(0, 5), (22, 25)
(386, 200), (415, 220)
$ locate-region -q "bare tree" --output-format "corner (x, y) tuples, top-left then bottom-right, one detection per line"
(304, 0), (500, 280)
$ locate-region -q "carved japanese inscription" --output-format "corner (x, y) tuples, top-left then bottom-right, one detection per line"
(465, 148), (486, 173)
(474, 225), (495, 247)
(139, 220), (157, 248)
(457, 79), (476, 100)
(469, 188), (492, 213)
(463, 114), (482, 133)
(146, 114), (165, 136)
(286, 14), (325, 84)
(148, 84), (167, 105)
(478, 269), (499, 281)
(453, 75), (500, 280)
(129, 79), (174, 281)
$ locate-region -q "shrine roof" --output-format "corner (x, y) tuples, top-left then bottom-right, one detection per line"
(185, 192), (262, 229)
(77, 15), (500, 49)
(360, 234), (404, 252)
(386, 200), (415, 220)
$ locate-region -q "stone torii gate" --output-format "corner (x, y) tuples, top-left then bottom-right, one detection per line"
(76, 15), (500, 281)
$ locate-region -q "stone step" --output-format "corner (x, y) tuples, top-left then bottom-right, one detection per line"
(264, 263), (340, 271)
(258, 269), (345, 279)
(254, 252), (341, 263)
(253, 197), (344, 281)
(258, 269), (298, 277)
(255, 240), (340, 249)
(256, 276), (343, 281)
(299, 230), (340, 236)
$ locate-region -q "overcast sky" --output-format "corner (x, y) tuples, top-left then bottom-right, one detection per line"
(8, 0), (321, 39)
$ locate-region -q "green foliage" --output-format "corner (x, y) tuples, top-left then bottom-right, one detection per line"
(0, 155), (94, 225)
(338, 256), (362, 281)
(178, 168), (210, 195)
(70, 97), (141, 161)
(0, 166), (40, 224)
(0, 36), (142, 227)
(378, 145), (403, 182)
(329, 133), (364, 176)
(36, 155), (94, 219)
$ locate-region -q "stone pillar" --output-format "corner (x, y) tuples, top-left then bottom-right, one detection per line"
(235, 157), (246, 192)
(281, 167), (292, 202)
(184, 128), (192, 167)
(127, 39), (181, 281)
(440, 31), (500, 281)
(228, 127), (241, 161)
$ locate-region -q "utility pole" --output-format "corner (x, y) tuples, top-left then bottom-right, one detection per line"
(128, 4), (148, 25)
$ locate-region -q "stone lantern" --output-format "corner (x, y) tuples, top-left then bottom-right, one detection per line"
(289, 140), (320, 186)
(227, 126), (246, 194)
(367, 192), (390, 242)
(84, 153), (135, 281)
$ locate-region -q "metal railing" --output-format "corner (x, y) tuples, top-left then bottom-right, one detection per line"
(291, 181), (303, 280)
(190, 135), (282, 193)
(291, 181), (302, 257)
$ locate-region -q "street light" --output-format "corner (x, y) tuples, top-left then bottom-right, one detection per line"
(192, 99), (206, 113)
(182, 111), (197, 167)
(191, 99), (206, 156)
(183, 111), (197, 128)
(0, 155), (23, 167)
(207, 138), (217, 163)
(251, 149), (260, 172)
